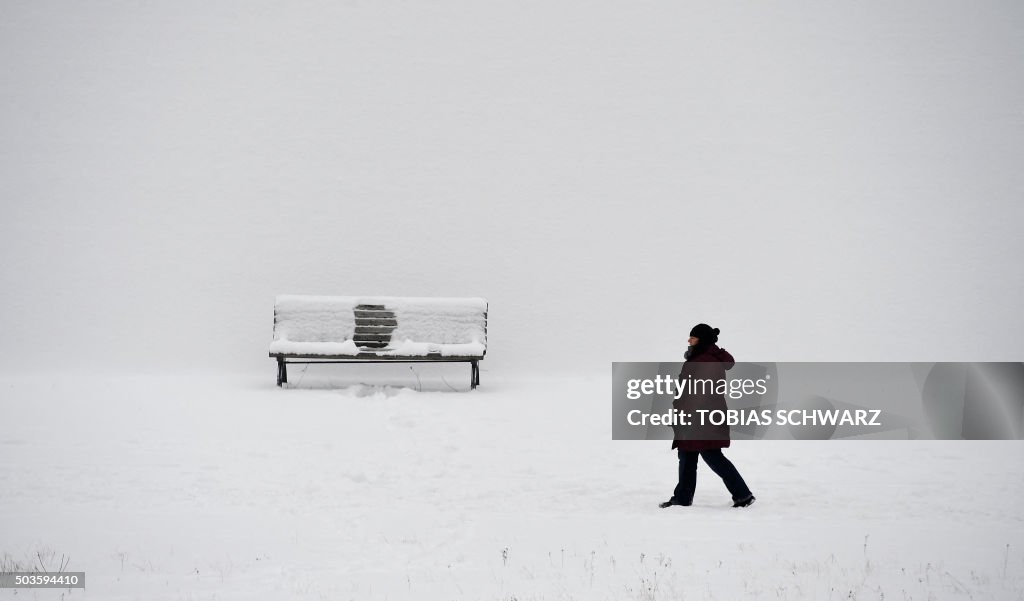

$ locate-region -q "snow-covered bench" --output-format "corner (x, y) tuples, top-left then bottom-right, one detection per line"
(269, 295), (488, 389)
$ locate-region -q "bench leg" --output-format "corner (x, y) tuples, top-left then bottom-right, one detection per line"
(277, 357), (288, 387)
(471, 360), (479, 390)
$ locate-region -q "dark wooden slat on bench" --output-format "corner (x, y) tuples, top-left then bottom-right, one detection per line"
(353, 319), (399, 327)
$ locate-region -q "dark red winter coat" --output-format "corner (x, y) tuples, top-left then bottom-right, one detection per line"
(671, 344), (736, 452)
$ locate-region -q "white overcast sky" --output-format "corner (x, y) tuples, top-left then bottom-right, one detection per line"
(2, 1), (1022, 375)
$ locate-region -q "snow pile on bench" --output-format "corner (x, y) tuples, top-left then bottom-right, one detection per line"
(269, 295), (487, 357)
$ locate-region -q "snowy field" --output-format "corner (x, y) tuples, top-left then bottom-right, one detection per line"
(2, 370), (1022, 600)
(4, 1), (1023, 599)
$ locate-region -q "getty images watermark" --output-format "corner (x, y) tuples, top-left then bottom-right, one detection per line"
(612, 362), (1024, 440)
(624, 373), (882, 428)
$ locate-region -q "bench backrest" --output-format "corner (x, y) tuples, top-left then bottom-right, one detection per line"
(271, 295), (487, 356)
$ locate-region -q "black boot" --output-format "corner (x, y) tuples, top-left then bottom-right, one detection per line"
(732, 494), (756, 508)
(659, 498), (692, 508)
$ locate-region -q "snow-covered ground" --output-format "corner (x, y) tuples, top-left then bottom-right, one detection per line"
(2, 370), (1022, 600)
(4, 2), (1023, 599)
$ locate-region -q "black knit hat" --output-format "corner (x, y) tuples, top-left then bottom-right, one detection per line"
(689, 323), (720, 344)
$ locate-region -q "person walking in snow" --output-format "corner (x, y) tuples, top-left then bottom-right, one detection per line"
(660, 323), (756, 508)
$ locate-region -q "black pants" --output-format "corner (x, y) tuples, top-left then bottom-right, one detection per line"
(673, 448), (752, 504)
